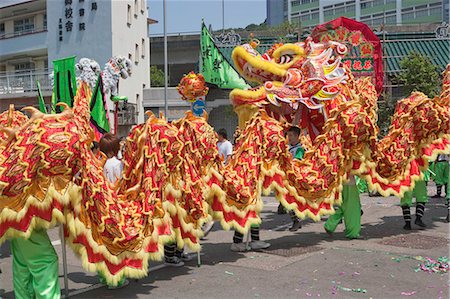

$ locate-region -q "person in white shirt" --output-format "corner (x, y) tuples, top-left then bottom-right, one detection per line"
(99, 133), (123, 185)
(217, 128), (233, 165)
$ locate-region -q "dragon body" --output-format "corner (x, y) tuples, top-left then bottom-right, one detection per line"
(0, 40), (449, 284)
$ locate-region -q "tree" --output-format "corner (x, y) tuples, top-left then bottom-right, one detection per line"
(396, 51), (441, 98)
(150, 66), (165, 87)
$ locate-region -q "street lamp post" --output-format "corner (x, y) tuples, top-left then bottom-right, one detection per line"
(163, 0), (168, 117)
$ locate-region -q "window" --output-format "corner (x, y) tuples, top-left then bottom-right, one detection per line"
(335, 7), (345, 14)
(301, 14), (310, 21)
(127, 4), (131, 25)
(0, 23), (4, 35)
(134, 0), (138, 17)
(429, 2), (441, 8)
(14, 62), (34, 72)
(415, 9), (428, 18)
(385, 15), (396, 23)
(347, 4), (355, 12)
(373, 0), (384, 6)
(301, 0), (310, 4)
(311, 12), (319, 19)
(372, 17), (383, 25)
(140, 0), (145, 13)
(135, 44), (139, 63)
(128, 53), (132, 63)
(44, 14), (47, 28)
(141, 38), (145, 57)
(292, 0), (300, 6)
(429, 7), (441, 16)
(14, 17), (35, 34)
(324, 9), (334, 16)
(402, 11), (414, 20)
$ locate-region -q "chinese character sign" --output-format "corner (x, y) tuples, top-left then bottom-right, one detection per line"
(59, 0), (97, 41)
(311, 17), (384, 95)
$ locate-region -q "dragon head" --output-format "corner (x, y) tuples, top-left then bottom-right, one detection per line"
(231, 38), (352, 139)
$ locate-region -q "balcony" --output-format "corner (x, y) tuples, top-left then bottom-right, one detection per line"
(0, 69), (52, 95)
(0, 28), (47, 58)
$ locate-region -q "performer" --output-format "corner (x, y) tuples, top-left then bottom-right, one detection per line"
(217, 128), (233, 165)
(10, 229), (60, 299)
(431, 154), (449, 198)
(98, 134), (129, 288)
(99, 133), (123, 184)
(231, 226), (270, 252)
(202, 129), (234, 238)
(164, 243), (192, 266)
(286, 126), (305, 231)
(324, 175), (362, 239)
(400, 179), (428, 230)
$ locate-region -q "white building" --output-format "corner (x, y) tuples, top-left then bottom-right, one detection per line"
(0, 0), (151, 135)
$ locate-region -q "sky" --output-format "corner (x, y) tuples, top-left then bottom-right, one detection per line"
(148, 0), (266, 35)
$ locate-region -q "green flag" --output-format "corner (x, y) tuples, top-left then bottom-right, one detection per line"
(90, 74), (110, 135)
(200, 23), (249, 89)
(51, 56), (77, 113)
(36, 81), (47, 113)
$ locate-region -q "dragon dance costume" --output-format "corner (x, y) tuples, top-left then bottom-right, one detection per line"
(0, 38), (449, 287)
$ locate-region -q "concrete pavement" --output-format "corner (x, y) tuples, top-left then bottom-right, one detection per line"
(0, 183), (449, 298)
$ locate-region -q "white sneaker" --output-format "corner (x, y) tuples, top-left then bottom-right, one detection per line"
(230, 242), (250, 252)
(250, 240), (271, 250)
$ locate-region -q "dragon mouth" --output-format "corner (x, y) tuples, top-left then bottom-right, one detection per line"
(235, 56), (284, 84)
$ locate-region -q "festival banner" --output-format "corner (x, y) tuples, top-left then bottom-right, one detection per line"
(200, 23), (250, 89)
(51, 56), (77, 113)
(90, 74), (110, 140)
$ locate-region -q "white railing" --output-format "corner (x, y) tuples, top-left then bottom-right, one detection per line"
(0, 26), (47, 40)
(0, 69), (52, 95)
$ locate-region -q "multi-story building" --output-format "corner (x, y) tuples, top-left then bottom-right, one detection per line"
(0, 0), (150, 136)
(267, 0), (288, 26)
(267, 0), (449, 29)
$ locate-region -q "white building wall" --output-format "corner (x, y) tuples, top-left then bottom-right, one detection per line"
(111, 0), (150, 125)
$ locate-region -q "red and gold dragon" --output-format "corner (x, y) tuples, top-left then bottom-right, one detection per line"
(0, 39), (449, 285)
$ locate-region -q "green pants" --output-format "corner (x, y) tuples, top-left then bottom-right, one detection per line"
(355, 176), (368, 193)
(431, 161), (449, 186)
(10, 229), (60, 299)
(324, 184), (361, 239)
(401, 180), (428, 207)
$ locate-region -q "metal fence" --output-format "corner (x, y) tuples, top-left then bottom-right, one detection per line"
(0, 69), (52, 95)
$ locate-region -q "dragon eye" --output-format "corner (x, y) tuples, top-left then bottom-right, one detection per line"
(279, 54), (293, 64)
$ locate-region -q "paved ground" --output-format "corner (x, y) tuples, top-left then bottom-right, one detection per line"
(1, 183), (449, 299)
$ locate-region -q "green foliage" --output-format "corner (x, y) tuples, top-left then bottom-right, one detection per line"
(150, 66), (165, 87)
(396, 51), (441, 98)
(377, 94), (397, 137)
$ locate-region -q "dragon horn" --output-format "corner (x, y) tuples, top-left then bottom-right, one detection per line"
(55, 102), (71, 111)
(21, 106), (44, 119)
